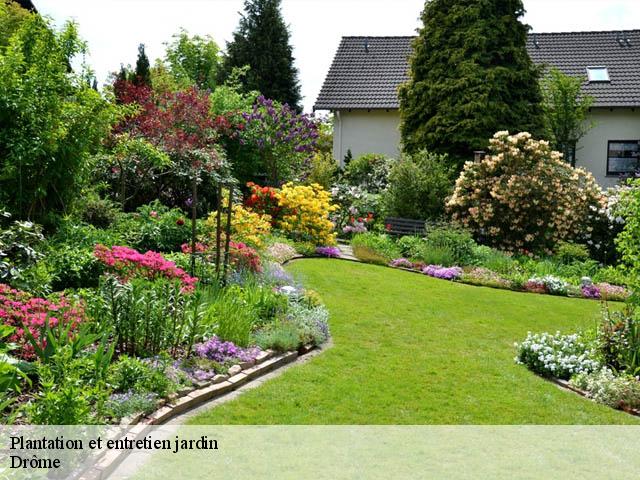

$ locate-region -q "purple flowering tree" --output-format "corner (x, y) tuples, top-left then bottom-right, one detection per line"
(239, 95), (319, 185)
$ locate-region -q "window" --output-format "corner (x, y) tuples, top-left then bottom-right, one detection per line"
(607, 140), (640, 175)
(586, 67), (610, 82)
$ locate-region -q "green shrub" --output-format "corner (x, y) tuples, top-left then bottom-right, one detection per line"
(306, 152), (338, 189)
(114, 200), (191, 252)
(414, 245), (456, 267)
(470, 245), (515, 274)
(253, 321), (301, 352)
(107, 355), (174, 397)
(616, 179), (640, 293)
(47, 245), (103, 291)
(397, 236), (425, 259)
(0, 211), (45, 284)
(423, 226), (476, 265)
(202, 286), (258, 347)
(25, 347), (107, 424)
(592, 266), (631, 287)
(555, 242), (590, 264)
(351, 233), (401, 261)
(77, 195), (120, 229)
(382, 150), (454, 220)
(293, 241), (317, 257)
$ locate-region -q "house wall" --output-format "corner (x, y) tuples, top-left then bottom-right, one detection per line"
(333, 109), (401, 165)
(576, 108), (640, 188)
(333, 107), (640, 188)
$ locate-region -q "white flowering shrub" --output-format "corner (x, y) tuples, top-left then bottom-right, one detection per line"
(515, 331), (600, 379)
(447, 131), (605, 254)
(581, 185), (628, 264)
(541, 275), (569, 295)
(570, 368), (640, 409)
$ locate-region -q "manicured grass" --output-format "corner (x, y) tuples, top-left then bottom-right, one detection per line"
(189, 259), (638, 424)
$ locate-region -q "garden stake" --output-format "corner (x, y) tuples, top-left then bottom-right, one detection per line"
(222, 185), (233, 286)
(190, 175), (198, 277)
(215, 182), (222, 276)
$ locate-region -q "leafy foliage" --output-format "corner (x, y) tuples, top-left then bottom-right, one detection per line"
(616, 179), (640, 292)
(0, 211), (44, 283)
(0, 13), (118, 219)
(541, 68), (593, 166)
(164, 29), (221, 91)
(382, 150), (454, 220)
(399, 0), (544, 164)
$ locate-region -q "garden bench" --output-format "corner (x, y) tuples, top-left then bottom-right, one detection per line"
(384, 217), (426, 236)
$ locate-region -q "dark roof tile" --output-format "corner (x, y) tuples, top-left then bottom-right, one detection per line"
(315, 30), (640, 110)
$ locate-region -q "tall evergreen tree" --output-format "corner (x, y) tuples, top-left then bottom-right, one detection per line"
(399, 0), (544, 165)
(133, 43), (151, 86)
(221, 0), (301, 110)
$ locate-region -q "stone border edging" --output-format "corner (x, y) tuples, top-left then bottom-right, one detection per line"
(76, 346), (315, 480)
(548, 376), (640, 418)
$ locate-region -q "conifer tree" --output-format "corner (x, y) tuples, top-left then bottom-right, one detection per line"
(133, 43), (151, 86)
(399, 0), (544, 166)
(221, 0), (301, 110)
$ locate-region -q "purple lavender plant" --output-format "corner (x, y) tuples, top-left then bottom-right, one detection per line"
(422, 265), (463, 281)
(581, 284), (601, 299)
(390, 258), (414, 269)
(194, 336), (261, 364)
(316, 246), (341, 258)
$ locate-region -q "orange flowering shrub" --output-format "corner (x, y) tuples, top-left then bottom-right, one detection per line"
(447, 131), (605, 254)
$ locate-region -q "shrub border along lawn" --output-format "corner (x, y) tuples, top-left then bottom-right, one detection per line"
(73, 347), (318, 480)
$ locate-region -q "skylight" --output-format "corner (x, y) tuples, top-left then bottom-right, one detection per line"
(587, 67), (610, 82)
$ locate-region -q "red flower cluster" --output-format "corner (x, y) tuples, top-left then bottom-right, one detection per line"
(0, 284), (85, 360)
(181, 242), (208, 254)
(245, 182), (281, 222)
(94, 245), (198, 292)
(229, 241), (262, 273)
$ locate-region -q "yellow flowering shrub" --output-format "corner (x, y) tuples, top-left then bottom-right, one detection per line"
(276, 182), (339, 246)
(205, 204), (272, 249)
(447, 131), (605, 254)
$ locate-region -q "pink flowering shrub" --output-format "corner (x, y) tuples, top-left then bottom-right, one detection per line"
(94, 244), (197, 292)
(0, 284), (84, 360)
(447, 131), (605, 254)
(229, 241), (262, 273)
(596, 283), (630, 302)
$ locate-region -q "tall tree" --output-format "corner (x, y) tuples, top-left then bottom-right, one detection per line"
(133, 43), (151, 86)
(221, 0), (301, 110)
(541, 68), (593, 167)
(399, 0), (544, 166)
(164, 29), (221, 91)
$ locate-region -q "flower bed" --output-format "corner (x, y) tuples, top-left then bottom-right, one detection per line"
(515, 304), (640, 416)
(386, 258), (630, 301)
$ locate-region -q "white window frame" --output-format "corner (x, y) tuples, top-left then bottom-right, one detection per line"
(586, 66), (610, 82)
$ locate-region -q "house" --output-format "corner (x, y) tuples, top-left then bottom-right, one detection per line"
(16, 0), (37, 12)
(314, 30), (640, 187)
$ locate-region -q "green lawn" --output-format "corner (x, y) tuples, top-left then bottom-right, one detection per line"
(189, 259), (638, 424)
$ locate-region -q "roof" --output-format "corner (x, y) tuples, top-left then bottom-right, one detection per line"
(314, 30), (640, 110)
(16, 0), (37, 12)
(527, 30), (640, 108)
(314, 36), (414, 110)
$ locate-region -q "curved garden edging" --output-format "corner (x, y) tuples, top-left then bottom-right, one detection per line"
(75, 344), (321, 480)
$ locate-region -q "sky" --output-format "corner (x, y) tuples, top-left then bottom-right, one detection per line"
(33, 0), (640, 113)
